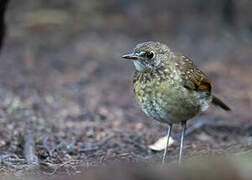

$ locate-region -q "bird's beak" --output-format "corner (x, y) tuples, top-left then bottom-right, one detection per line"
(121, 53), (139, 60)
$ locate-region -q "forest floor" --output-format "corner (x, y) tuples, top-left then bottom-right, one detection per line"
(0, 0), (252, 177)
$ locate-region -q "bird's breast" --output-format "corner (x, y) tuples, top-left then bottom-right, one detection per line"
(133, 68), (209, 124)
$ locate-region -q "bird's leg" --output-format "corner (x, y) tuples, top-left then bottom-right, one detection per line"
(162, 124), (172, 165)
(179, 121), (186, 165)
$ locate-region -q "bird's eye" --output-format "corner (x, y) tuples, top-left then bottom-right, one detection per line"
(146, 51), (154, 59)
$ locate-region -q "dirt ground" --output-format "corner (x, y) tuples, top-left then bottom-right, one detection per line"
(0, 0), (252, 176)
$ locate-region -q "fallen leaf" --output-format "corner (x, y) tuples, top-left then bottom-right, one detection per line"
(148, 136), (174, 151)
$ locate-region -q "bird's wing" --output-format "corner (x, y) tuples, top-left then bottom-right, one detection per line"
(178, 56), (212, 94)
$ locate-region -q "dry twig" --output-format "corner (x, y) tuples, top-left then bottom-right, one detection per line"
(24, 131), (39, 165)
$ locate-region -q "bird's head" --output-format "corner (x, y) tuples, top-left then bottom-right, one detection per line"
(122, 41), (172, 71)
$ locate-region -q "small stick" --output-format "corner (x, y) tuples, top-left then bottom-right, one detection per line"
(24, 131), (39, 165)
(185, 120), (243, 137)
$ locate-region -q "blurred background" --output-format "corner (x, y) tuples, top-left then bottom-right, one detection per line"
(0, 0), (252, 175)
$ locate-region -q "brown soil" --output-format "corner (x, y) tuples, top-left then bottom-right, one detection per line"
(0, 0), (251, 176)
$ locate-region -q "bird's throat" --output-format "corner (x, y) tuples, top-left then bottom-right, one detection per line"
(133, 60), (146, 71)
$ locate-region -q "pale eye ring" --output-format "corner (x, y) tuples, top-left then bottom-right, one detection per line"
(146, 51), (154, 59)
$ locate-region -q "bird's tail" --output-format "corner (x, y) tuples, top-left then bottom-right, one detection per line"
(212, 95), (231, 111)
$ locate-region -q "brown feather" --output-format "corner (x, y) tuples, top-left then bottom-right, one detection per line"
(179, 56), (211, 94)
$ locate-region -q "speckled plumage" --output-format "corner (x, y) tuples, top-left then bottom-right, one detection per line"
(122, 41), (230, 164)
(133, 65), (211, 124)
(131, 42), (215, 124)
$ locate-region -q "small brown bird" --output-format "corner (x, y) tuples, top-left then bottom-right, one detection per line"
(122, 42), (230, 165)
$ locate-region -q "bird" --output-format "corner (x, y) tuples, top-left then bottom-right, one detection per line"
(121, 41), (231, 165)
